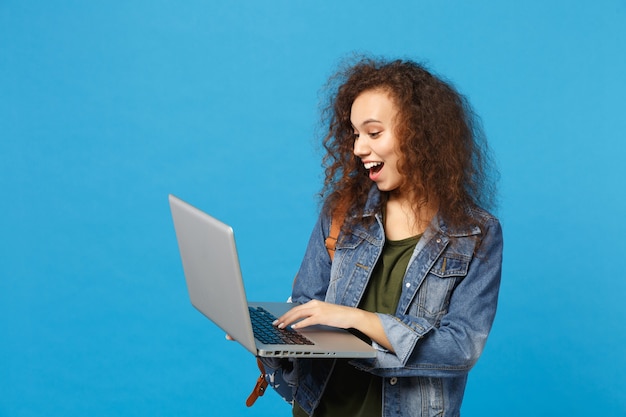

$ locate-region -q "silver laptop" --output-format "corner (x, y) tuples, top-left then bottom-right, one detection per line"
(169, 194), (376, 358)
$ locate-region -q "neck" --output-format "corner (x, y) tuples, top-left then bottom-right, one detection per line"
(383, 193), (437, 240)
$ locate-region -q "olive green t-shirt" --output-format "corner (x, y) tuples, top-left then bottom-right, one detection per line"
(294, 234), (421, 417)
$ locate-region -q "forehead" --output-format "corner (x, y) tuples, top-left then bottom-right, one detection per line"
(350, 89), (398, 123)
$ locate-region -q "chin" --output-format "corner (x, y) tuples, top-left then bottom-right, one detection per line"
(375, 184), (394, 192)
(375, 183), (403, 196)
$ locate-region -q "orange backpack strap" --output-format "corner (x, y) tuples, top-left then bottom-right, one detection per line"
(325, 216), (343, 261)
(324, 206), (347, 261)
(246, 358), (269, 407)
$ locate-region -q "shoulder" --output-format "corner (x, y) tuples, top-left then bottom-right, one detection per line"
(436, 206), (502, 245)
(467, 206), (501, 232)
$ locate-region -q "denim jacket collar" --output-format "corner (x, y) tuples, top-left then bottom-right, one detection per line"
(359, 186), (482, 239)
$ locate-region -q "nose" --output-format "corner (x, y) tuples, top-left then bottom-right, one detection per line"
(353, 134), (370, 158)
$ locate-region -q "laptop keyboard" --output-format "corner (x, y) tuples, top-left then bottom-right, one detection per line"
(249, 306), (314, 345)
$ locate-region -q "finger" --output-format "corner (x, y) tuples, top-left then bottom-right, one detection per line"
(275, 306), (311, 329)
(274, 312), (302, 329)
(291, 316), (319, 330)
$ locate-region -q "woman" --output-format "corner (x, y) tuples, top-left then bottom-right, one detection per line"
(272, 57), (503, 417)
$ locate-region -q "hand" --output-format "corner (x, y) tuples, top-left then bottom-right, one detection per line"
(274, 300), (361, 330)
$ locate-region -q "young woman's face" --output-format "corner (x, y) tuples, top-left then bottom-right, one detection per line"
(351, 89), (404, 194)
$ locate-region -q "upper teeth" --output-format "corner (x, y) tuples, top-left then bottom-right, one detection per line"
(364, 162), (382, 169)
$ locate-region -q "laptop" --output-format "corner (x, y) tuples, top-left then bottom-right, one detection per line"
(169, 194), (376, 358)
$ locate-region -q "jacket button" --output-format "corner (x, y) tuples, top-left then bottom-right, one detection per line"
(405, 282), (411, 288)
(389, 377), (398, 385)
(436, 238), (441, 243)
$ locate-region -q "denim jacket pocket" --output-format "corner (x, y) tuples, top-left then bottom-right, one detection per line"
(335, 231), (366, 251)
(411, 255), (470, 323)
(429, 254), (470, 278)
(328, 231), (381, 305)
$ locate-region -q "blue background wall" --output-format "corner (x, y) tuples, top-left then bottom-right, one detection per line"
(2, 1), (625, 416)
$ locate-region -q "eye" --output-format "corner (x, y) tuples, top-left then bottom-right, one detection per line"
(352, 131), (360, 140)
(368, 131), (381, 138)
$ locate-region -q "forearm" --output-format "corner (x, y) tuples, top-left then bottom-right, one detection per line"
(351, 309), (394, 352)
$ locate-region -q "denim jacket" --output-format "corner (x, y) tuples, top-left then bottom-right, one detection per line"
(278, 188), (503, 417)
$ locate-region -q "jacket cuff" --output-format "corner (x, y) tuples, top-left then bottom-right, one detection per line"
(353, 313), (433, 371)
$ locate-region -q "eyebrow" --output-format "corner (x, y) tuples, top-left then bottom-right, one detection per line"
(351, 118), (383, 128)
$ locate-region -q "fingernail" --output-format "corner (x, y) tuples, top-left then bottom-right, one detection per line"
(272, 319), (278, 326)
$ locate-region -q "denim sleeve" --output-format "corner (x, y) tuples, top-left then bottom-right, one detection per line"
(291, 211), (333, 304)
(354, 218), (503, 378)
